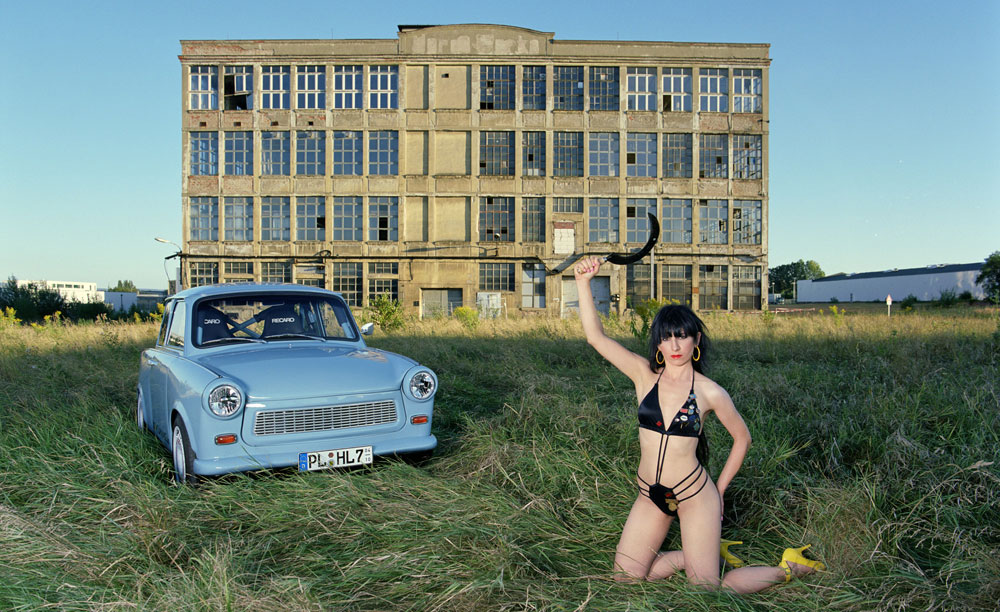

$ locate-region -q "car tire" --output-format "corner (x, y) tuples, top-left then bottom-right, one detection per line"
(136, 388), (146, 431)
(171, 418), (198, 485)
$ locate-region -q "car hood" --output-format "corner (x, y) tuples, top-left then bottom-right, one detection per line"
(193, 344), (417, 399)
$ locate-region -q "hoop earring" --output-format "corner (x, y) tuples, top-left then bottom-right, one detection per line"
(656, 350), (664, 365)
(693, 346), (701, 362)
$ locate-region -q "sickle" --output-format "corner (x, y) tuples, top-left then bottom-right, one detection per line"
(604, 212), (660, 265)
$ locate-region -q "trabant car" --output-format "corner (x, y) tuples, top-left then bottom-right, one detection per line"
(137, 284), (437, 484)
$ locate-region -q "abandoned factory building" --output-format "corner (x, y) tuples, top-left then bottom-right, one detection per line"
(178, 24), (770, 316)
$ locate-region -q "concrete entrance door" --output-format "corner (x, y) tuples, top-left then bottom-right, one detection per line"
(422, 289), (462, 318)
(561, 276), (610, 317)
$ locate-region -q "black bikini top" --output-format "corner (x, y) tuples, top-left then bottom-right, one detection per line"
(638, 369), (701, 437)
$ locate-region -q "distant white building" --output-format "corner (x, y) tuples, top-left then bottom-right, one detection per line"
(17, 280), (104, 303)
(104, 290), (168, 312)
(796, 263), (985, 303)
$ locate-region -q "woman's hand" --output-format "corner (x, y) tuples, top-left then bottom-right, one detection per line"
(574, 256), (603, 282)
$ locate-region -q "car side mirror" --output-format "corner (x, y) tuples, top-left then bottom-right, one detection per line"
(360, 322), (374, 336)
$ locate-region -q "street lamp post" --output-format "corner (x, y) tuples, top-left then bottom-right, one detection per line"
(154, 237), (184, 292)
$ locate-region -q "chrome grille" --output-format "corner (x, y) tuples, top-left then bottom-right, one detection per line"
(254, 400), (397, 436)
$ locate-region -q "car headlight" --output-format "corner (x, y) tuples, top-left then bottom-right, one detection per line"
(208, 384), (243, 417)
(409, 371), (436, 400)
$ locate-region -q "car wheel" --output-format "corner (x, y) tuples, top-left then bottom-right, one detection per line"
(136, 388), (146, 431)
(171, 418), (198, 485)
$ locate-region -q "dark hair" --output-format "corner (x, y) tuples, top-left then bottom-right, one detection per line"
(646, 304), (710, 374)
(646, 304), (712, 466)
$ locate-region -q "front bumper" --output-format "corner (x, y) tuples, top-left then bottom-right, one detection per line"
(191, 432), (437, 475)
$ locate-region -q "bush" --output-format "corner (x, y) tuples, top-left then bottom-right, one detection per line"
(899, 294), (919, 309)
(629, 298), (672, 342)
(453, 306), (479, 331)
(959, 290), (975, 304)
(368, 294), (405, 331)
(0, 277), (65, 322)
(936, 289), (959, 308)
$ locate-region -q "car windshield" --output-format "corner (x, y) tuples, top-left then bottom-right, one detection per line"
(193, 293), (358, 347)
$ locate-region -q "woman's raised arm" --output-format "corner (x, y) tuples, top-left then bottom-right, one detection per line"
(574, 256), (648, 384)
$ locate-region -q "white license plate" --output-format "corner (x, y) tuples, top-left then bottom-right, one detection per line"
(298, 445), (373, 471)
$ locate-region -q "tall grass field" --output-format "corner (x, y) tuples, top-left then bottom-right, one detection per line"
(1, 308), (997, 611)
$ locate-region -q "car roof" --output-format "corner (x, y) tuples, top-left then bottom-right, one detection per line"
(168, 283), (344, 302)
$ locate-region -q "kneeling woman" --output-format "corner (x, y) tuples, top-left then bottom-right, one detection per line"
(574, 257), (823, 592)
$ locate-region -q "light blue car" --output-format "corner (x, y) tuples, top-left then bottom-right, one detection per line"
(137, 283), (437, 484)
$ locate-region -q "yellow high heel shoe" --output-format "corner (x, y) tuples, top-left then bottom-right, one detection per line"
(780, 544), (826, 582)
(720, 538), (745, 568)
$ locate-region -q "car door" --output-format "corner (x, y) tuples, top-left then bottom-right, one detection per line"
(151, 300), (186, 444)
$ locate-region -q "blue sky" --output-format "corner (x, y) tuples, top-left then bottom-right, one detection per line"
(1, 0), (997, 289)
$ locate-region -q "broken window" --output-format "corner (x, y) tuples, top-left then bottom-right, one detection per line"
(698, 199), (728, 244)
(224, 131), (253, 175)
(331, 197), (362, 241)
(522, 131), (546, 176)
(223, 197), (253, 242)
(369, 65), (398, 109)
(732, 69), (762, 113)
(480, 65), (515, 110)
(589, 132), (619, 177)
(368, 131), (398, 175)
(332, 131), (362, 175)
(625, 199), (655, 243)
(699, 68), (729, 112)
(296, 66), (326, 109)
(732, 200), (762, 245)
(553, 66), (584, 110)
(588, 198), (619, 243)
(223, 66), (253, 110)
(521, 264), (546, 308)
(626, 133), (657, 177)
(296, 131), (325, 176)
(663, 133), (692, 178)
(261, 65), (289, 109)
(662, 264), (692, 306)
(189, 66), (218, 110)
(552, 132), (584, 177)
(626, 67), (657, 111)
(663, 199), (693, 244)
(331, 262), (362, 306)
(479, 131), (515, 176)
(699, 134), (728, 179)
(333, 65), (363, 109)
(260, 197), (290, 241)
(261, 131), (290, 176)
(368, 197), (398, 241)
(297, 196), (326, 241)
(732, 134), (762, 180)
(522, 197), (545, 242)
(662, 68), (691, 112)
(479, 196), (513, 242)
(261, 261), (291, 283)
(479, 263), (515, 291)
(189, 197), (218, 241)
(190, 131), (218, 176)
(589, 67), (619, 110)
(523, 66), (546, 110)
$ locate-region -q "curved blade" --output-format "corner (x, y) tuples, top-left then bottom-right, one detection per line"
(605, 212), (660, 265)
